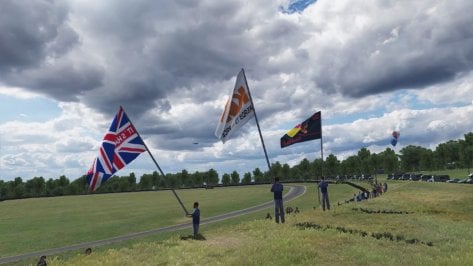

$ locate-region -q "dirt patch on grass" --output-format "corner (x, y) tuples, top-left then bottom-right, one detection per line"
(205, 235), (246, 249)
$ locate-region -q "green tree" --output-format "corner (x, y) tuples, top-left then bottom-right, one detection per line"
(221, 173), (231, 185)
(241, 172), (252, 184)
(459, 133), (473, 171)
(358, 148), (371, 174)
(313, 158), (323, 178)
(281, 163), (291, 180)
(434, 141), (461, 169)
(127, 173), (137, 191)
(253, 168), (264, 183)
(290, 166), (302, 180)
(380, 148), (399, 174)
(230, 171), (240, 184)
(57, 175), (70, 187)
(139, 173), (153, 190)
(270, 162), (283, 180)
(297, 158), (311, 180)
(180, 169), (193, 187)
(11, 177), (26, 198)
(206, 169), (219, 185)
(325, 154), (339, 177)
(25, 176), (46, 197)
(71, 175), (89, 194)
(419, 149), (434, 170)
(369, 153), (381, 174)
(340, 155), (361, 176)
(0, 180), (6, 200)
(400, 145), (431, 172)
(191, 171), (204, 187)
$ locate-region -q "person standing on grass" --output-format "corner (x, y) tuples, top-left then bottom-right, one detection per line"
(319, 176), (330, 211)
(37, 255), (47, 266)
(270, 177), (285, 223)
(187, 202), (200, 239)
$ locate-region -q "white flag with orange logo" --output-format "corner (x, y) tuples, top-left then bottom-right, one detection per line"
(215, 69), (255, 143)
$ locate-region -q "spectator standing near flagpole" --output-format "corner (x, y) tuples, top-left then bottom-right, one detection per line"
(187, 202), (200, 239)
(270, 177), (285, 223)
(319, 176), (330, 211)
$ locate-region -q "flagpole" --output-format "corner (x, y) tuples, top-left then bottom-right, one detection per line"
(122, 106), (189, 215)
(318, 133), (324, 207)
(241, 69), (272, 174)
(318, 112), (323, 206)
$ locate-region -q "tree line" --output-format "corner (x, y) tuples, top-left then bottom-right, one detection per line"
(1, 132), (471, 201)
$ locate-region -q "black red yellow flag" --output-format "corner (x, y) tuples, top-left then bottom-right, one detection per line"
(280, 111), (322, 148)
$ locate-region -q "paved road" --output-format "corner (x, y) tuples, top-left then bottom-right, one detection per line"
(0, 185), (306, 264)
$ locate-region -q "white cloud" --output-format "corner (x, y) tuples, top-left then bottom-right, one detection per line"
(1, 0), (473, 181)
(0, 86), (42, 99)
(414, 71), (473, 105)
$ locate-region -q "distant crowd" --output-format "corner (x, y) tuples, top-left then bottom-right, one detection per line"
(337, 181), (388, 206)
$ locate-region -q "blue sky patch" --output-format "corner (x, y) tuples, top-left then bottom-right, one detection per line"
(0, 95), (61, 123)
(281, 0), (317, 14)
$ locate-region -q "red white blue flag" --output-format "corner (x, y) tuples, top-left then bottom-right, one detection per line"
(86, 106), (146, 192)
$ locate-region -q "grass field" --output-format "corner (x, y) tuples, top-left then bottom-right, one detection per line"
(3, 181), (473, 265)
(0, 185), (281, 257)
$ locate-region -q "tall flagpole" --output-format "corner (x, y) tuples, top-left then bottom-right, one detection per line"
(241, 69), (272, 174)
(123, 106), (189, 215)
(318, 111), (323, 206)
(318, 127), (323, 206)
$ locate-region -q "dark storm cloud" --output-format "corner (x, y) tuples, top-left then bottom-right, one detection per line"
(73, 0), (305, 119)
(1, 0), (304, 121)
(76, 0), (260, 117)
(8, 60), (104, 101)
(0, 0), (69, 71)
(139, 107), (222, 151)
(313, 1), (473, 98)
(0, 0), (104, 100)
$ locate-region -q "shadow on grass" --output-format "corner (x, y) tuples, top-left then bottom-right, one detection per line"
(296, 222), (433, 247)
(352, 207), (412, 214)
(180, 234), (206, 241)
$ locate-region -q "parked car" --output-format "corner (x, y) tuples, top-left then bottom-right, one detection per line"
(401, 173), (411, 180)
(428, 175), (450, 182)
(420, 174), (432, 181)
(446, 178), (460, 183)
(409, 174), (422, 181)
(438, 175), (450, 182)
(466, 176), (473, 184)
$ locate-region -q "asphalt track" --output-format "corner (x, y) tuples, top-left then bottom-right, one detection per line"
(0, 185), (306, 264)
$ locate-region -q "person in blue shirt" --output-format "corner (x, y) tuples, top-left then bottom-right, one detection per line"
(318, 176), (330, 211)
(270, 177), (285, 223)
(187, 202), (200, 239)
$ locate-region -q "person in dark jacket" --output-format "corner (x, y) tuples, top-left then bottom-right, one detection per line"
(319, 176), (330, 211)
(187, 202), (200, 239)
(37, 255), (47, 266)
(270, 177), (285, 223)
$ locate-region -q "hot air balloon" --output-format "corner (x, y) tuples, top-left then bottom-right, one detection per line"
(390, 131), (400, 146)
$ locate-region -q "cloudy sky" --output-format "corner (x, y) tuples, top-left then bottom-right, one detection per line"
(1, 0), (473, 182)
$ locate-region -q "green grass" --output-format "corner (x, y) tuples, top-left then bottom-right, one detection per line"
(5, 181), (473, 265)
(0, 185), (280, 257)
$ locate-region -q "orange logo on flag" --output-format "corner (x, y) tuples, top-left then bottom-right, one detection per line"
(220, 86), (250, 123)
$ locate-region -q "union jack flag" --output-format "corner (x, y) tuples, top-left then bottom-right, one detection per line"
(86, 106), (147, 192)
